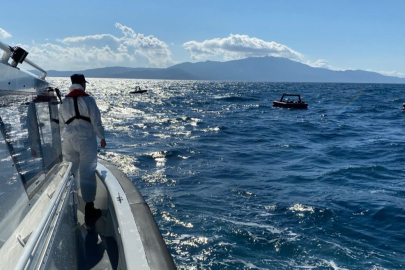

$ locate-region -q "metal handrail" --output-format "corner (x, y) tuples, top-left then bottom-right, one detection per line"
(25, 59), (47, 80)
(14, 162), (72, 270)
(0, 41), (11, 64)
(0, 40), (47, 80)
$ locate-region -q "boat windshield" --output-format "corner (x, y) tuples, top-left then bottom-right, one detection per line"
(280, 94), (301, 102)
(0, 94), (62, 198)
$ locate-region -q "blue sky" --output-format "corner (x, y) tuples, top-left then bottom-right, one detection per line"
(1, 0), (404, 77)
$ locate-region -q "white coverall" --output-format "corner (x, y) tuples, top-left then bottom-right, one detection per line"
(59, 84), (105, 203)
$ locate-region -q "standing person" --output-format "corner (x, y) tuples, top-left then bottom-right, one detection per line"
(59, 74), (106, 219)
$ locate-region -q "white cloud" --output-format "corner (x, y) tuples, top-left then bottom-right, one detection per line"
(306, 59), (330, 69)
(307, 61), (405, 78)
(0, 28), (12, 39)
(25, 23), (173, 70)
(183, 34), (303, 61)
(374, 70), (405, 79)
(59, 34), (120, 45)
(306, 59), (348, 72)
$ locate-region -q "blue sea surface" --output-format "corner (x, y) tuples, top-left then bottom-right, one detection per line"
(52, 78), (405, 269)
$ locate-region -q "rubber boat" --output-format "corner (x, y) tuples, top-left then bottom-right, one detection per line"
(273, 94), (308, 109)
(130, 86), (147, 94)
(403, 103), (405, 110)
(0, 41), (176, 269)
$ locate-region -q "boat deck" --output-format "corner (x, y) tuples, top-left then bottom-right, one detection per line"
(76, 196), (119, 270)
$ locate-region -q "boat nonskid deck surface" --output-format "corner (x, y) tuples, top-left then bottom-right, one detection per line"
(75, 187), (119, 270)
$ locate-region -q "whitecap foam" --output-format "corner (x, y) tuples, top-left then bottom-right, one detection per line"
(98, 151), (139, 175)
(161, 211), (193, 228)
(289, 203), (315, 213)
(220, 218), (283, 234)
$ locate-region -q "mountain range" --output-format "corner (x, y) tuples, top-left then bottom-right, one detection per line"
(38, 56), (405, 84)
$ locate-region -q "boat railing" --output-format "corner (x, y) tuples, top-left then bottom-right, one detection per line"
(24, 58), (47, 80)
(0, 40), (47, 80)
(0, 41), (11, 64)
(14, 162), (72, 270)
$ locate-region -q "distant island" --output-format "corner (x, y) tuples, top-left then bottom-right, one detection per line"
(38, 56), (405, 84)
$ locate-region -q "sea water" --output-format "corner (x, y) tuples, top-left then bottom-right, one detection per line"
(50, 78), (405, 269)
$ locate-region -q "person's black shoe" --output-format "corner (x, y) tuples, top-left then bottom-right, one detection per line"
(85, 202), (102, 220)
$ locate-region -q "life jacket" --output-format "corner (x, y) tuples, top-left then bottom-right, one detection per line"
(65, 89), (91, 124)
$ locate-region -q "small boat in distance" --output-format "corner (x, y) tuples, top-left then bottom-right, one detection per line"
(130, 86), (148, 94)
(273, 94), (308, 109)
(403, 103), (405, 110)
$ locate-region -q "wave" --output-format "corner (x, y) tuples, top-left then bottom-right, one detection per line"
(73, 79), (405, 269)
(216, 96), (260, 102)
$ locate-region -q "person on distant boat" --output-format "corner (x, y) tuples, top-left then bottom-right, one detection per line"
(59, 74), (106, 219)
(130, 86), (144, 94)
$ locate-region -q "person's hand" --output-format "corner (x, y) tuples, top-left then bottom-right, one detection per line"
(101, 139), (106, 148)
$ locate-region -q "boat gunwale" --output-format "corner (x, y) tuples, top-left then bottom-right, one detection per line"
(97, 159), (176, 270)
